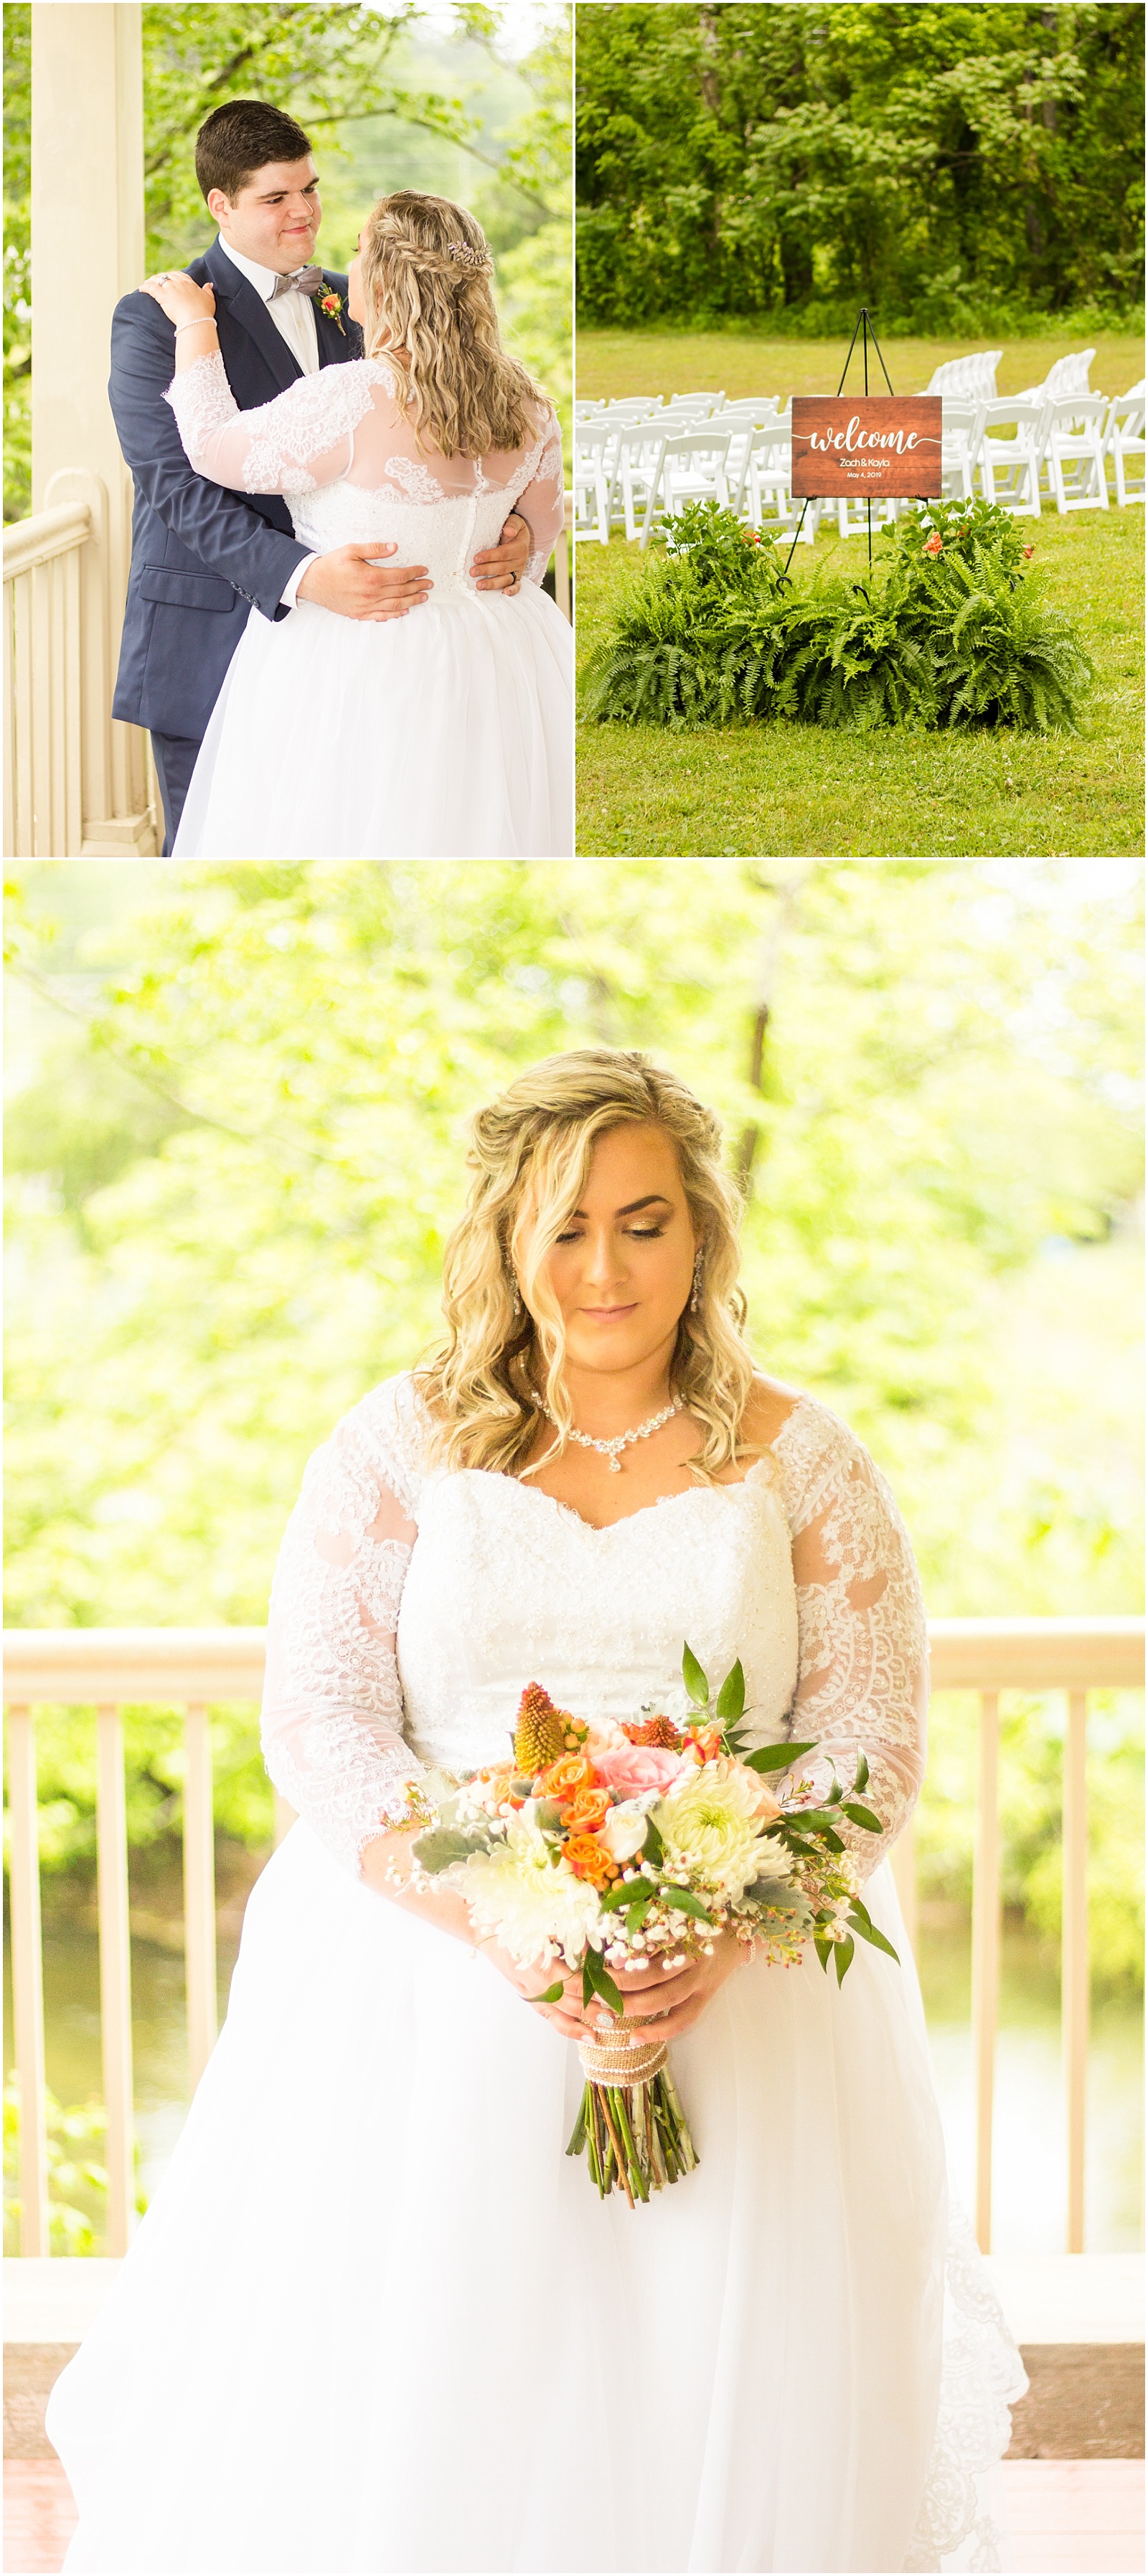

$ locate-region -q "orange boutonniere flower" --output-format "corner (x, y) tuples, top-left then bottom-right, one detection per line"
(319, 288), (346, 336)
(563, 1833), (618, 1889)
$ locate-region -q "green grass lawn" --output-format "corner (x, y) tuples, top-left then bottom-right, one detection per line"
(575, 499), (1144, 861)
(576, 328), (1147, 406)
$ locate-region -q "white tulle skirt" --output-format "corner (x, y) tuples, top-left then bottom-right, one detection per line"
(46, 1825), (1024, 2575)
(173, 584), (573, 859)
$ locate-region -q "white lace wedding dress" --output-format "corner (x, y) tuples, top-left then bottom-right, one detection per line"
(164, 354), (572, 857)
(47, 1377), (1025, 2575)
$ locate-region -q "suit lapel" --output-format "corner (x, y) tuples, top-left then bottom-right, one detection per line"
(204, 238), (301, 397)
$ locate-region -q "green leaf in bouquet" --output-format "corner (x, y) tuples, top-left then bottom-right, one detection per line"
(642, 1815), (665, 1865)
(852, 1751), (870, 1794)
(532, 1799), (565, 1834)
(846, 1903), (900, 1963)
(664, 1887), (714, 1922)
(745, 1740), (817, 1774)
(583, 1948), (624, 2016)
(410, 1824), (494, 1872)
(833, 1934), (855, 1985)
(803, 1818), (844, 1852)
(823, 1775), (844, 1806)
(841, 1803), (883, 1833)
(528, 1981), (566, 2005)
(814, 1933), (834, 1973)
(599, 1877), (650, 1912)
(715, 1660), (745, 1724)
(682, 1642), (710, 1707)
(626, 1896), (654, 1935)
(745, 1881), (809, 1918)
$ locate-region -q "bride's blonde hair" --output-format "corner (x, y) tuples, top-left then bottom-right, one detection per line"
(357, 189), (546, 458)
(418, 1049), (758, 1481)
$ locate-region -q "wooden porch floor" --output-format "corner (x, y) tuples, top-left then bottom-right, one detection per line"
(4, 2458), (1145, 2575)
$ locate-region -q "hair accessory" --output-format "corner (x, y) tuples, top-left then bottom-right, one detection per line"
(690, 1247), (704, 1312)
(446, 239), (491, 272)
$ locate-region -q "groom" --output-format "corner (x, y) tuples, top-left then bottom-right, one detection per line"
(109, 98), (532, 853)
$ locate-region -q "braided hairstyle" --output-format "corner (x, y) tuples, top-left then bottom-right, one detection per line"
(357, 190), (547, 458)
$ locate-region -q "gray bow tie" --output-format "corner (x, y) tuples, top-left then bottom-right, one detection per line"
(270, 265), (324, 298)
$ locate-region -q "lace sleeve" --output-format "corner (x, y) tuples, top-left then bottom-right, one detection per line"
(164, 350), (382, 496)
(512, 406), (565, 584)
(260, 1377), (430, 1880)
(773, 1397), (928, 1885)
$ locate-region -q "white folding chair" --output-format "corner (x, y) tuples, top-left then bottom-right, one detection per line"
(923, 350), (1002, 400)
(1015, 348), (1097, 405)
(729, 427), (816, 541)
(1102, 384), (1146, 505)
(613, 423), (672, 540)
(977, 400), (1045, 516)
(638, 430), (733, 547)
(939, 400), (987, 504)
(1041, 395), (1110, 513)
(573, 421), (612, 545)
(718, 403), (783, 514)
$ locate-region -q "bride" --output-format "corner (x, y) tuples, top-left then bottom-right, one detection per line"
(46, 1049), (1024, 2575)
(141, 192), (570, 857)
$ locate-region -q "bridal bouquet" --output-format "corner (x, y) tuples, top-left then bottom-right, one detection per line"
(406, 1648), (898, 2205)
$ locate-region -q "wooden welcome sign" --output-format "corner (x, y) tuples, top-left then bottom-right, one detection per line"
(791, 397), (943, 501)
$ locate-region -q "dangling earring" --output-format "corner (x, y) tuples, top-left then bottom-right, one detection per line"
(690, 1247), (704, 1313)
(509, 1276), (522, 1318)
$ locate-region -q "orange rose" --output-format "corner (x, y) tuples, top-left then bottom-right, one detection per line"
(563, 1833), (618, 1887)
(536, 1754), (595, 1802)
(565, 1788), (613, 1834)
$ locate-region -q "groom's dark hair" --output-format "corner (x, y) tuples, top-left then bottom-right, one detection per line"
(195, 100), (314, 205)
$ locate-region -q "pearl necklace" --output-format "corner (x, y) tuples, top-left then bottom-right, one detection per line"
(531, 1391), (682, 1473)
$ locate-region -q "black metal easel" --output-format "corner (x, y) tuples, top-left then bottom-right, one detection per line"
(782, 306), (896, 579)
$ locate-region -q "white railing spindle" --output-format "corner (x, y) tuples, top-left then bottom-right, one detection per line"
(95, 1703), (136, 2256)
(971, 1690), (1001, 2254)
(6, 1705), (51, 2255)
(1063, 1689), (1090, 2253)
(182, 1703), (218, 2090)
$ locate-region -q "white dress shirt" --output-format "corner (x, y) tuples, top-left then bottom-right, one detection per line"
(215, 235), (320, 608)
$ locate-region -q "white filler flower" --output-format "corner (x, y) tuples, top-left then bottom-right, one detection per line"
(654, 1763), (793, 1902)
(461, 1812), (601, 1970)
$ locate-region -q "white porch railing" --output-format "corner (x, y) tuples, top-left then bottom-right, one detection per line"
(4, 1617), (1143, 2260)
(3, 468), (154, 859)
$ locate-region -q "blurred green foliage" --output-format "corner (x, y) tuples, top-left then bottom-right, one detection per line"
(3, 3), (570, 522)
(577, 1), (1144, 333)
(3, 859), (1143, 1983)
(3, 2078), (147, 2252)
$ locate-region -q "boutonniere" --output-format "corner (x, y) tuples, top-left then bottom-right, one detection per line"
(319, 289), (346, 337)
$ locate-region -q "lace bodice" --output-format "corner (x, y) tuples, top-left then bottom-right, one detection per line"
(165, 351), (565, 588)
(260, 1375), (929, 1884)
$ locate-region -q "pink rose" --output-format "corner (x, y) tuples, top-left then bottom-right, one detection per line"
(594, 1742), (688, 1796)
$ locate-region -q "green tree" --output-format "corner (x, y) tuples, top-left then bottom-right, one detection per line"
(576, 1), (1145, 331)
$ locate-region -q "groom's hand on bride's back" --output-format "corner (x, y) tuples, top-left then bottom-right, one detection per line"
(296, 543), (432, 621)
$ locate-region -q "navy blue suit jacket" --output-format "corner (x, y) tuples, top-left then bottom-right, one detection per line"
(108, 238), (364, 739)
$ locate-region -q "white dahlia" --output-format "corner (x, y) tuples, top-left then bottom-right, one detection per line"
(653, 1761), (793, 1902)
(459, 1812), (600, 1970)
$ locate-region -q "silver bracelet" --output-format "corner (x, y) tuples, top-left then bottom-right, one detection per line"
(174, 319), (215, 335)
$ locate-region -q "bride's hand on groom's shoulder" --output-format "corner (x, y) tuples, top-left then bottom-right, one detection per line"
(141, 272), (216, 326)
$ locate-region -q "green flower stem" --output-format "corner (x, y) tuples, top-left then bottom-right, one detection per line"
(566, 2069), (700, 2201)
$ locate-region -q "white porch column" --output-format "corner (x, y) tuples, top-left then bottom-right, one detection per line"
(31, 2), (156, 850)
